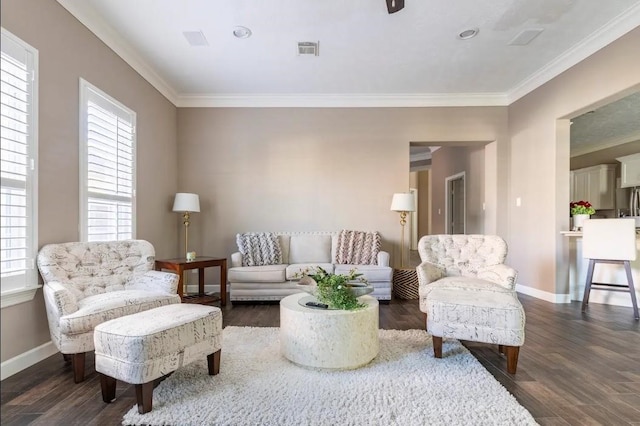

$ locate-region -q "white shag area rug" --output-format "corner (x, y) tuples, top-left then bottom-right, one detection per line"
(123, 326), (537, 426)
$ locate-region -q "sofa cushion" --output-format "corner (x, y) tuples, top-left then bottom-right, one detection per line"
(286, 263), (334, 280)
(289, 235), (332, 264)
(334, 264), (392, 282)
(59, 290), (180, 335)
(228, 264), (287, 283)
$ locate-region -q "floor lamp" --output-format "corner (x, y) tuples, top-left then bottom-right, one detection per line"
(391, 192), (416, 268)
(173, 193), (200, 259)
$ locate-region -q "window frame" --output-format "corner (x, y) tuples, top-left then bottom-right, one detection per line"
(0, 27), (40, 308)
(79, 78), (137, 243)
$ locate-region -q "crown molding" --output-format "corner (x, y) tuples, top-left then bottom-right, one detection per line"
(56, 0), (179, 105)
(507, 4), (640, 104)
(570, 131), (640, 158)
(175, 93), (509, 108)
(58, 0), (639, 109)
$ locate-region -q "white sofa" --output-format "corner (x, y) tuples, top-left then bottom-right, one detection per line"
(229, 231), (393, 301)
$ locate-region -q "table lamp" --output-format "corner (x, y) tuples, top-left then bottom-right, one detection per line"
(173, 193), (200, 259)
(390, 192), (416, 268)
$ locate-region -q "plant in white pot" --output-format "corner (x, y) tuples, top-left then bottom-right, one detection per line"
(570, 200), (595, 230)
(296, 267), (372, 310)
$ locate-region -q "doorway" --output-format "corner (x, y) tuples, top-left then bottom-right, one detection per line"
(445, 172), (465, 234)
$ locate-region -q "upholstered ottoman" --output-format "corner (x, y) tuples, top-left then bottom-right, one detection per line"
(94, 304), (222, 414)
(426, 283), (525, 374)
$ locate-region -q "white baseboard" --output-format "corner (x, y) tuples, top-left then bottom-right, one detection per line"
(1, 340), (58, 381)
(516, 283), (639, 307)
(516, 283), (572, 304)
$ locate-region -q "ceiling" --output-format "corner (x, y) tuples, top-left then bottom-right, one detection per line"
(57, 0), (640, 159)
(57, 0), (640, 108)
(570, 91), (640, 156)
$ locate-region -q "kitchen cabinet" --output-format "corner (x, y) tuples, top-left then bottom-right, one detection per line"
(570, 164), (616, 210)
(616, 153), (640, 188)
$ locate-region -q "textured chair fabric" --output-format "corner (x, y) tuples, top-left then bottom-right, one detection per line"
(94, 304), (222, 414)
(416, 235), (525, 373)
(37, 240), (181, 382)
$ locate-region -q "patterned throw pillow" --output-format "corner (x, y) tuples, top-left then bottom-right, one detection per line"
(236, 232), (283, 266)
(335, 230), (381, 265)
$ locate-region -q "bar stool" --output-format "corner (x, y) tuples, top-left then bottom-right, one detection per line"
(581, 218), (639, 320)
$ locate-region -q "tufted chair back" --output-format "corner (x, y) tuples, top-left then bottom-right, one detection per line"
(37, 240), (156, 302)
(417, 234), (507, 277)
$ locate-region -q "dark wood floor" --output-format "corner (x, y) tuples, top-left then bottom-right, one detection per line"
(1, 294), (639, 425)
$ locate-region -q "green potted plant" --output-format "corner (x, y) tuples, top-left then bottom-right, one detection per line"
(570, 200), (595, 230)
(297, 267), (372, 310)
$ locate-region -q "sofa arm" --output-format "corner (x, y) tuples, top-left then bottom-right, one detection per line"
(476, 264), (518, 290)
(231, 252), (243, 268)
(127, 270), (179, 294)
(43, 281), (78, 317)
(377, 251), (390, 267)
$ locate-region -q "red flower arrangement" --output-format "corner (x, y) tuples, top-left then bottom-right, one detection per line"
(570, 200), (595, 215)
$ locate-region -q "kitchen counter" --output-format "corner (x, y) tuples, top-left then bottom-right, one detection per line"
(562, 231), (640, 307)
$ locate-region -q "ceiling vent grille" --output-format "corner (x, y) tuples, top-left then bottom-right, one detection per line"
(183, 31), (209, 47)
(508, 28), (544, 46)
(297, 42), (319, 56)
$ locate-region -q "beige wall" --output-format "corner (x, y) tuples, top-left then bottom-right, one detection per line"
(431, 146), (487, 234)
(1, 0), (179, 363)
(508, 27), (640, 297)
(176, 107), (509, 271)
(417, 170), (430, 237)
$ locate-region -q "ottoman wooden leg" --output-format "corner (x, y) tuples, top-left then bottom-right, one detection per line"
(100, 374), (117, 403)
(505, 345), (520, 374)
(207, 349), (221, 375)
(432, 336), (443, 358)
(135, 381), (154, 414)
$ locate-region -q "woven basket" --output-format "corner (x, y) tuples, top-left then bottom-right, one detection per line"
(393, 268), (419, 300)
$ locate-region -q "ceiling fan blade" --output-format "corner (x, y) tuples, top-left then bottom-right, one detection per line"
(386, 0), (405, 14)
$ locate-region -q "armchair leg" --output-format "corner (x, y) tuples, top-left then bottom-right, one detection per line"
(432, 336), (443, 358)
(504, 346), (520, 374)
(72, 353), (86, 383)
(62, 353), (72, 364)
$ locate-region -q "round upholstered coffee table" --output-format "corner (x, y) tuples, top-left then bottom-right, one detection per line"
(279, 292), (379, 369)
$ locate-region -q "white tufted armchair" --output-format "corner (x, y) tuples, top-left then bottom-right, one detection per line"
(37, 240), (181, 382)
(416, 235), (525, 374)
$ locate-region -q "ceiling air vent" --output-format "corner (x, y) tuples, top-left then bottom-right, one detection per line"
(508, 28), (544, 46)
(183, 30), (209, 47)
(297, 42), (319, 56)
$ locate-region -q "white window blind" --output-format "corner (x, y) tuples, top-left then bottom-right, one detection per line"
(0, 28), (38, 296)
(80, 80), (136, 242)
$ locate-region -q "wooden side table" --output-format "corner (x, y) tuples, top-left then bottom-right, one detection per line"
(155, 257), (227, 306)
(393, 268), (419, 300)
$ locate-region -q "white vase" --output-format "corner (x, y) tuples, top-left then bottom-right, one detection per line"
(572, 214), (590, 231)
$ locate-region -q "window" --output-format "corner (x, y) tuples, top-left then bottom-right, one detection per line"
(79, 79), (136, 242)
(1, 28), (38, 307)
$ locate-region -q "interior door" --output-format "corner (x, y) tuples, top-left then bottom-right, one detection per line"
(446, 174), (465, 234)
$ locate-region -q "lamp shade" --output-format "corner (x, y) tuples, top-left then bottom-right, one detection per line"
(172, 193), (200, 212)
(390, 193), (415, 212)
